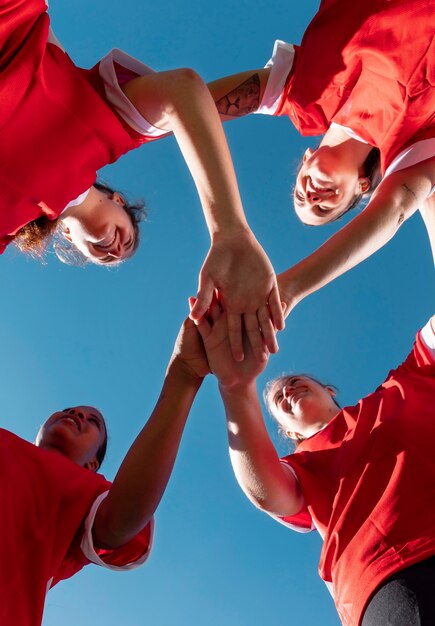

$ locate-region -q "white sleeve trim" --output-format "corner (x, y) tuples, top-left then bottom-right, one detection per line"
(330, 122), (369, 144)
(62, 188), (91, 213)
(384, 139), (435, 197)
(98, 48), (167, 138)
(420, 319), (435, 360)
(255, 40), (295, 116)
(80, 491), (154, 570)
(266, 463), (315, 533)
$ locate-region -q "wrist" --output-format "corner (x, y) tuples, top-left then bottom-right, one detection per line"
(218, 379), (257, 396)
(166, 356), (204, 390)
(278, 267), (308, 311)
(209, 221), (251, 242)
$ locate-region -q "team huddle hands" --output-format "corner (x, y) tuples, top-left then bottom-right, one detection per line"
(194, 296), (271, 388)
(190, 228), (284, 362)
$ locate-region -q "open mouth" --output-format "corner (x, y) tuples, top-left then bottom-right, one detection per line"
(59, 415), (81, 431)
(96, 230), (117, 250)
(309, 177), (335, 194)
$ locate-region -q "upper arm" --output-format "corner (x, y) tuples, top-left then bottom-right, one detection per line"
(275, 461), (306, 517)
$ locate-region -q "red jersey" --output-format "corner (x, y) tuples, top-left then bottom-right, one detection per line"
(276, 329), (435, 625)
(274, 0), (435, 174)
(0, 429), (152, 626)
(0, 0), (159, 253)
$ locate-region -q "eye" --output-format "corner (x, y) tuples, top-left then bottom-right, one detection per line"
(89, 417), (101, 429)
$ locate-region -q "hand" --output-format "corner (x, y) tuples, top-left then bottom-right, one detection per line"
(170, 304), (210, 381)
(190, 229), (284, 361)
(196, 299), (270, 390)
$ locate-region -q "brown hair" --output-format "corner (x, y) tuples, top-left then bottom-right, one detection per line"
(13, 181), (146, 264)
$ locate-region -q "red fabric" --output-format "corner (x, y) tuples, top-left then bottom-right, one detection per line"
(0, 429), (152, 626)
(279, 331), (435, 625)
(276, 0), (435, 174)
(0, 0), (151, 254)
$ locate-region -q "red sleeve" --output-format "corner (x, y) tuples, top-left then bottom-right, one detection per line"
(96, 519), (154, 568)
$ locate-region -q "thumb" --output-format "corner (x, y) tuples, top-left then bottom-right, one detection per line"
(189, 273), (215, 322)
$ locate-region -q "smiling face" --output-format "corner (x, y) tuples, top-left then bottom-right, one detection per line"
(293, 148), (370, 225)
(61, 190), (137, 265)
(266, 375), (339, 440)
(35, 406), (107, 471)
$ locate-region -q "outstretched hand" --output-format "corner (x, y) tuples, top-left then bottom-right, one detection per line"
(189, 229), (284, 362)
(170, 301), (210, 380)
(195, 297), (270, 390)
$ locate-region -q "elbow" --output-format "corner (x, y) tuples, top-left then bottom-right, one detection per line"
(168, 67), (205, 96)
(243, 487), (302, 518)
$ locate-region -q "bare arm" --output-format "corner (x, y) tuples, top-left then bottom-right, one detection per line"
(220, 382), (304, 516)
(92, 318), (207, 549)
(207, 68), (270, 121)
(419, 193), (435, 265)
(279, 158), (435, 315)
(122, 69), (283, 361)
(196, 302), (303, 516)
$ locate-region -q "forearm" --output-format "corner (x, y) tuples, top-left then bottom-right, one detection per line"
(207, 68), (270, 121)
(123, 69), (250, 237)
(280, 177), (424, 312)
(93, 361), (202, 549)
(220, 382), (303, 516)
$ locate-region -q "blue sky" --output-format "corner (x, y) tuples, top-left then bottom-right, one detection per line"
(3, 1), (434, 624)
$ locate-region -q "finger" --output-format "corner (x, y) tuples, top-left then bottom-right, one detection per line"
(227, 313), (244, 362)
(195, 314), (212, 341)
(244, 313), (268, 362)
(258, 306), (278, 354)
(209, 298), (221, 324)
(190, 275), (215, 321)
(268, 286), (285, 329)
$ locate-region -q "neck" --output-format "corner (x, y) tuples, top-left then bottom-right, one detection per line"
(61, 185), (99, 221)
(321, 125), (372, 169)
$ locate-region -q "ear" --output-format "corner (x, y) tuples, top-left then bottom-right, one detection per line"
(325, 386), (336, 398)
(84, 457), (100, 472)
(303, 147), (314, 162)
(111, 192), (126, 206)
(61, 227), (73, 243)
(358, 177), (370, 194)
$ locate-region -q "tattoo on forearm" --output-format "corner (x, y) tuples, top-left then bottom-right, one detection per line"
(401, 183), (418, 202)
(215, 74), (261, 117)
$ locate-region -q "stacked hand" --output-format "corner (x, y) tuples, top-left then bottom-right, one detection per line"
(189, 229), (285, 362)
(194, 297), (271, 390)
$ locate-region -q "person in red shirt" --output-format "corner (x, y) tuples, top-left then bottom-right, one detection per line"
(0, 0), (283, 363)
(197, 295), (435, 625)
(208, 0), (434, 320)
(2, 312), (209, 626)
(195, 203), (435, 625)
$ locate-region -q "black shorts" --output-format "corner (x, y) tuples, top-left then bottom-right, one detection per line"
(362, 556), (435, 626)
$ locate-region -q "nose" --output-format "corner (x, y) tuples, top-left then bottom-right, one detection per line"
(108, 241), (123, 259)
(69, 408), (85, 421)
(306, 190), (321, 203)
(283, 384), (294, 398)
